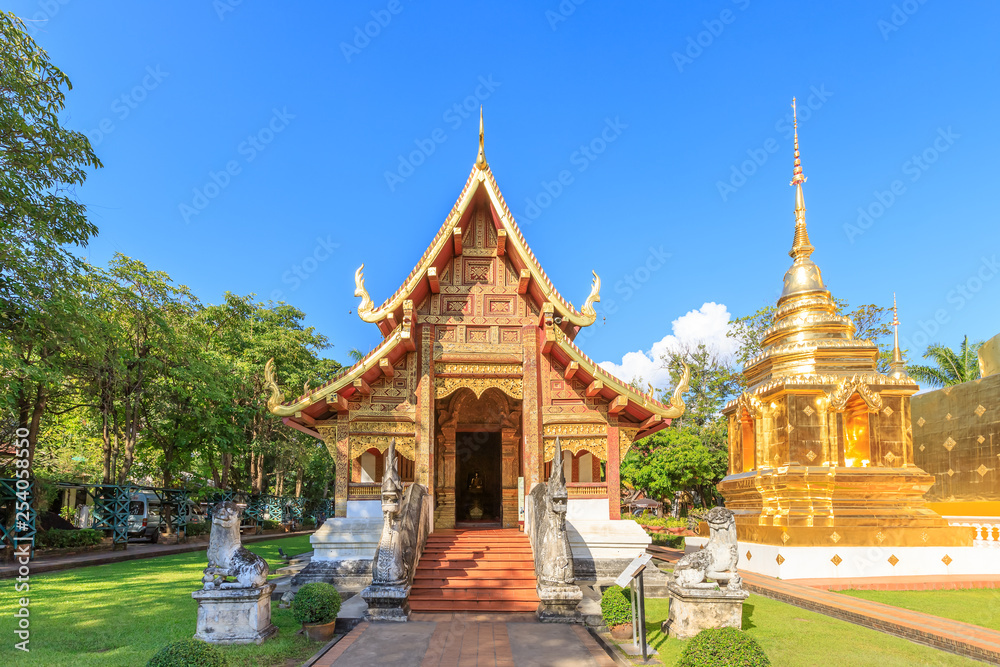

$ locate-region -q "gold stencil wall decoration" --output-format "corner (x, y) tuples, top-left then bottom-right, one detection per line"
(434, 375), (523, 400)
(543, 436), (607, 461)
(542, 423), (607, 437)
(349, 434), (416, 461)
(619, 427), (640, 460)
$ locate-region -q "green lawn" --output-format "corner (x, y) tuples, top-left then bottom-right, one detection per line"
(840, 588), (1000, 633)
(624, 595), (980, 666)
(0, 534), (322, 667)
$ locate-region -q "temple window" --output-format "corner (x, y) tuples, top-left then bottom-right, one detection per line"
(741, 409), (756, 472)
(843, 393), (871, 467)
(577, 452), (594, 483)
(359, 450), (378, 483)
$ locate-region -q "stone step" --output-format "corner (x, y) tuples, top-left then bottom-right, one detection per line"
(413, 567), (536, 579)
(417, 559), (534, 569)
(410, 588), (540, 601)
(411, 577), (537, 589)
(408, 599), (539, 613)
(423, 549), (535, 561)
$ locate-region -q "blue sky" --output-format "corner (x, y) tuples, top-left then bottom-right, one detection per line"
(12, 1), (999, 388)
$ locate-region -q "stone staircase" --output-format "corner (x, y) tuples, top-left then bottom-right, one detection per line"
(409, 528), (540, 613)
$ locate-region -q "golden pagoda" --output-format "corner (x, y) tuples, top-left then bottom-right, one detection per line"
(717, 99), (970, 549)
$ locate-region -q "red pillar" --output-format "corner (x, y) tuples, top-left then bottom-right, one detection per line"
(607, 420), (620, 519)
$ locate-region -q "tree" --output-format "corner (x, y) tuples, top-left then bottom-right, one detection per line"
(661, 343), (738, 449)
(621, 429), (727, 507)
(0, 12), (102, 464)
(908, 336), (983, 388)
(728, 299), (895, 378)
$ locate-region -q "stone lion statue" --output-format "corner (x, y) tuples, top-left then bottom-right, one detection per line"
(672, 506), (741, 591)
(202, 501), (269, 590)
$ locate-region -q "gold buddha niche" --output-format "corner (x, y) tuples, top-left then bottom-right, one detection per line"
(717, 100), (970, 549)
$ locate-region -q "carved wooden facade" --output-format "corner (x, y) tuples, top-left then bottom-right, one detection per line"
(268, 153), (685, 527)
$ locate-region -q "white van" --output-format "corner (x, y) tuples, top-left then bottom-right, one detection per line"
(127, 492), (163, 542)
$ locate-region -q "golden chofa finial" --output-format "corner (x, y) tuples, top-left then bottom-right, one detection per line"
(475, 106), (486, 170)
(788, 97), (814, 261)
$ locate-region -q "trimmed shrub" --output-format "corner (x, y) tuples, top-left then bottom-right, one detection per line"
(35, 528), (103, 550)
(146, 638), (228, 667)
(676, 627), (770, 667)
(183, 522), (210, 537)
(629, 515), (689, 529)
(600, 584), (632, 628)
(292, 582), (342, 625)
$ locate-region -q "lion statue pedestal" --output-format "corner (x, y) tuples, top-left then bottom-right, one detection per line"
(192, 502), (278, 644)
(663, 507), (748, 640)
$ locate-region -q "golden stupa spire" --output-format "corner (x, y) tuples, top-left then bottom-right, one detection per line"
(890, 293), (907, 378)
(789, 97), (814, 261)
(475, 106), (486, 170)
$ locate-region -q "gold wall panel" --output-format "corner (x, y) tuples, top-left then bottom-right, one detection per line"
(912, 373), (999, 504)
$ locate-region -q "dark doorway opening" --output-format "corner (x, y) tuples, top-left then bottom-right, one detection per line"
(455, 431), (502, 525)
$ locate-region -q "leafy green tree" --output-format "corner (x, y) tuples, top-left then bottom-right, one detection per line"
(0, 12), (101, 463)
(908, 336), (983, 388)
(621, 429), (726, 507)
(661, 343), (738, 452)
(728, 300), (895, 378)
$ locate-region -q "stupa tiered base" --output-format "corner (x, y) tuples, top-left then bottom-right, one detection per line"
(719, 466), (973, 548)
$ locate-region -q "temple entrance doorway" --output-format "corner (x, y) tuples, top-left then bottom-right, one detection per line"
(455, 432), (502, 526)
(434, 387), (522, 530)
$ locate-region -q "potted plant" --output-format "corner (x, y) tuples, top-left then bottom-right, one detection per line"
(292, 582), (342, 642)
(600, 584), (633, 640)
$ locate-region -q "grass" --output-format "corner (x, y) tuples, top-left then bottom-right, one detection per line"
(840, 588), (1000, 633)
(621, 594), (981, 666)
(0, 534), (322, 667)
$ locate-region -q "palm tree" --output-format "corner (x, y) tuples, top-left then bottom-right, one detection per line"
(347, 348), (365, 363)
(907, 336), (983, 387)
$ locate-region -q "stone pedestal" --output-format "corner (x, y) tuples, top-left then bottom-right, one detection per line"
(536, 584), (583, 623)
(192, 583), (278, 645)
(291, 516), (381, 592)
(662, 582), (748, 640)
(360, 584), (411, 622)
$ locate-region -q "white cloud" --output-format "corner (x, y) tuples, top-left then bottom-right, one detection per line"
(598, 302), (737, 390)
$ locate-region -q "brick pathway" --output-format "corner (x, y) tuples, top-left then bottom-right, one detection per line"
(313, 614), (617, 667)
(785, 574), (1000, 591)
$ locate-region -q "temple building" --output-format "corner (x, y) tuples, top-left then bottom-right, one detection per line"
(712, 100), (998, 580)
(266, 113), (686, 599)
(911, 332), (1000, 545)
